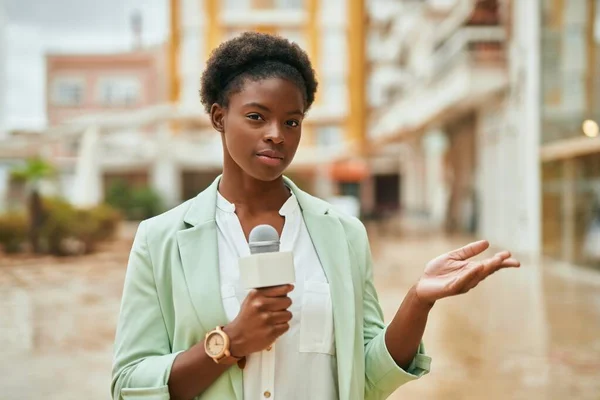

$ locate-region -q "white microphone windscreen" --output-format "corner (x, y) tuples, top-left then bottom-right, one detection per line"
(248, 224), (280, 254)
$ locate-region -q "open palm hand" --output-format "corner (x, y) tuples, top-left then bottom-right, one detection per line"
(415, 240), (520, 305)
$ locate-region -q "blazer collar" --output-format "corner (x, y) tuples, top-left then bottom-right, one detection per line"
(182, 175), (331, 226)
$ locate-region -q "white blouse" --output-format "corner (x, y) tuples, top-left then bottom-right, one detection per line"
(215, 190), (338, 400)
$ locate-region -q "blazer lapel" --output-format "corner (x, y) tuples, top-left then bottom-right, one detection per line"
(176, 221), (224, 332)
(287, 178), (356, 400)
(176, 176), (243, 400)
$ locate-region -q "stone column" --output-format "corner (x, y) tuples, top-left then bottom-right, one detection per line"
(423, 129), (449, 229)
(510, 0), (542, 256)
(71, 125), (103, 207)
(444, 114), (477, 234)
(150, 126), (181, 209)
(313, 164), (335, 200)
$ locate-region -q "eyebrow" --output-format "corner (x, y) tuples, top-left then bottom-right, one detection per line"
(243, 102), (304, 116)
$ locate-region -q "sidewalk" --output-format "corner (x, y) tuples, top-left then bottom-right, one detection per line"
(369, 231), (600, 400)
(0, 227), (598, 399)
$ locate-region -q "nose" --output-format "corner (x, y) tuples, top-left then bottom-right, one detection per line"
(263, 123), (284, 144)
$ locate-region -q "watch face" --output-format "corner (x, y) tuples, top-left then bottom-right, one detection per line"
(206, 332), (225, 357)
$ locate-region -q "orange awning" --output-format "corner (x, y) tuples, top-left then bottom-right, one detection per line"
(329, 160), (369, 182)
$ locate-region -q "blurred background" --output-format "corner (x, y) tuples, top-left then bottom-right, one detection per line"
(0, 0), (599, 399)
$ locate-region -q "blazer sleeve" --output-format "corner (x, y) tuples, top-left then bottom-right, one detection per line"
(111, 221), (183, 400)
(356, 223), (432, 400)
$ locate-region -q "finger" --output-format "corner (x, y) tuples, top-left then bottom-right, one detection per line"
(252, 296), (292, 312)
(486, 258), (521, 277)
(450, 240), (489, 260)
(459, 274), (480, 294)
(449, 264), (483, 294)
(271, 322), (290, 338)
(479, 253), (506, 276)
(500, 258), (521, 268)
(494, 251), (511, 260)
(256, 284), (295, 298)
(268, 310), (293, 324)
(266, 296), (293, 311)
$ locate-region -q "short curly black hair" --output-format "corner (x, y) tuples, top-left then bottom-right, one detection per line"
(199, 31), (318, 114)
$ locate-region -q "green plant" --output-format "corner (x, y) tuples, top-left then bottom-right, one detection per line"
(88, 204), (122, 242)
(10, 157), (56, 253)
(40, 197), (78, 256)
(130, 187), (164, 220)
(40, 198), (122, 256)
(0, 212), (28, 253)
(105, 180), (164, 220)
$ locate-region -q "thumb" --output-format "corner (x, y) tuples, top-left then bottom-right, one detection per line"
(449, 240), (489, 260)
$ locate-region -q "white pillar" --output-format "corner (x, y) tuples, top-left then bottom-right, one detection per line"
(313, 164), (335, 200)
(510, 0), (542, 256)
(0, 163), (8, 212)
(423, 129), (449, 228)
(151, 127), (181, 209)
(561, 159), (576, 263)
(71, 125), (103, 207)
(400, 140), (425, 216)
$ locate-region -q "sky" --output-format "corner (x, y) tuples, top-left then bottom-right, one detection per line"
(1, 0), (168, 131)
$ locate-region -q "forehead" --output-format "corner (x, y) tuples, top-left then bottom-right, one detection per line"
(228, 77), (305, 112)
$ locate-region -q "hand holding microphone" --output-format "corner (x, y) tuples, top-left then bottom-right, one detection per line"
(223, 225), (296, 358)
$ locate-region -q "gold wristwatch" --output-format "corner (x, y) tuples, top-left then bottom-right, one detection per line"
(204, 326), (246, 369)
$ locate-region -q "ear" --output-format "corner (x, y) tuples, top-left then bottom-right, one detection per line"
(210, 103), (225, 133)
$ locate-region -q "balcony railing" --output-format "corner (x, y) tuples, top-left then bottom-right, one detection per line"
(429, 26), (506, 82)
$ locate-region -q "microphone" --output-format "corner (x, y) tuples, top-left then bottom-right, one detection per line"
(239, 224), (296, 289)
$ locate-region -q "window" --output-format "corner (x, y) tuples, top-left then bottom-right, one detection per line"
(316, 126), (343, 148)
(97, 77), (141, 107)
(52, 77), (85, 106)
(322, 75), (348, 112)
(275, 0), (304, 9)
(224, 0), (251, 10)
(223, 0), (302, 10)
(320, 29), (347, 75)
(277, 29), (306, 49)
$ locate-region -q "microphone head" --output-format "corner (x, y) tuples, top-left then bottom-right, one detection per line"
(248, 224), (280, 254)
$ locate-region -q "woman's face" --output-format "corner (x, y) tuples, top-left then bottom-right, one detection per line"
(211, 77), (305, 182)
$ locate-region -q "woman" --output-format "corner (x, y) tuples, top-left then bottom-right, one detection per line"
(111, 32), (520, 400)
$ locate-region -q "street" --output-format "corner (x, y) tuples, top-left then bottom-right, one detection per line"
(1, 223), (599, 399)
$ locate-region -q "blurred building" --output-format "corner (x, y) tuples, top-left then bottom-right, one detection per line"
(2, 0), (598, 268)
(366, 0), (600, 268)
(18, 0), (369, 210)
(365, 0), (541, 256)
(539, 0), (600, 267)
(46, 49), (167, 127)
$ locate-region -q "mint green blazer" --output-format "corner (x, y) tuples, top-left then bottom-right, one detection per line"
(111, 176), (431, 400)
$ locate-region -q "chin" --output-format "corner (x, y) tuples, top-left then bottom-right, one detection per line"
(250, 170), (285, 182)
(247, 159), (291, 182)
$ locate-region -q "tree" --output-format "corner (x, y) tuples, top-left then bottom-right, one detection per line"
(10, 157), (56, 253)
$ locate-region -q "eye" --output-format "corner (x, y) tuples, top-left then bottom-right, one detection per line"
(286, 120), (300, 128)
(246, 113), (263, 121)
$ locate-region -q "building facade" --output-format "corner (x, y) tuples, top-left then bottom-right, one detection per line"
(9, 0), (367, 211)
(539, 0), (600, 268)
(46, 49), (167, 126)
(364, 0), (542, 255)
(367, 0), (600, 268)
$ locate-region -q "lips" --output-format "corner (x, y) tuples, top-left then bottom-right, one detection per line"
(256, 149), (284, 160)
(256, 149), (285, 167)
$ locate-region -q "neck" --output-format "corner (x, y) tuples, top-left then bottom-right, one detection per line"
(219, 165), (290, 214)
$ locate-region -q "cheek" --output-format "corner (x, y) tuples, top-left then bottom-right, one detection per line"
(223, 124), (254, 161)
(288, 131), (302, 149)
